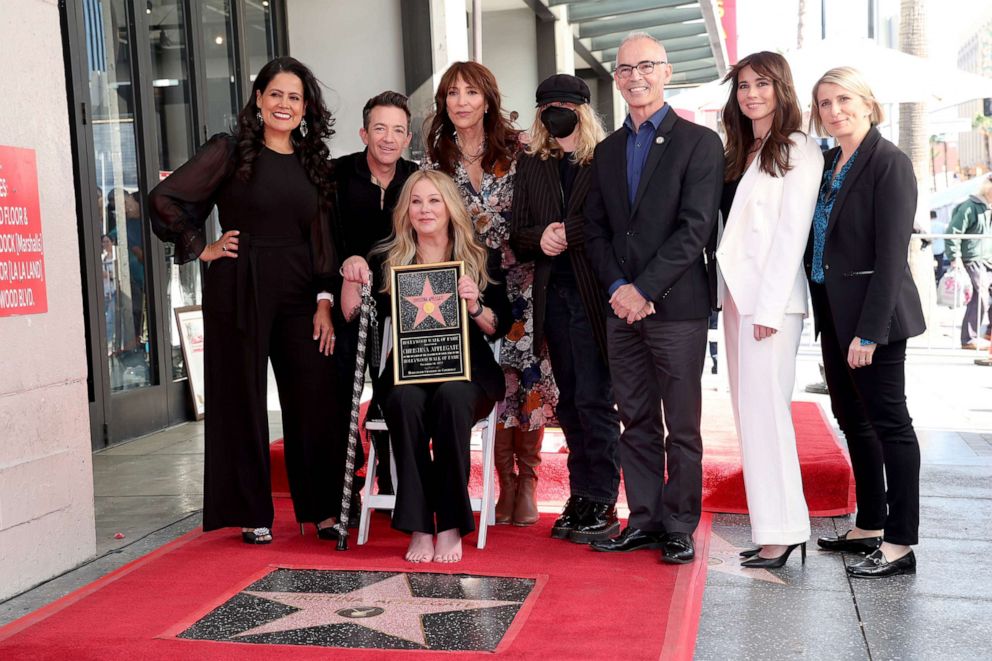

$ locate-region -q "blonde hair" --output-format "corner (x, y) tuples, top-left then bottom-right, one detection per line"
(809, 66), (885, 136)
(524, 103), (606, 165)
(372, 170), (493, 295)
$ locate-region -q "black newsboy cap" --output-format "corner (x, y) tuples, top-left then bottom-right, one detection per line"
(535, 74), (590, 106)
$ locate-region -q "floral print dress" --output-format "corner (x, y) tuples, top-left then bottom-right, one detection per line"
(423, 158), (557, 431)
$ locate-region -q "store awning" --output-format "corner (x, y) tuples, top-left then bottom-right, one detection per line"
(551, 0), (728, 86)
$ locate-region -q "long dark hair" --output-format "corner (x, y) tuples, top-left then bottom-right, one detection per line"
(425, 61), (518, 176)
(233, 56), (334, 202)
(722, 51), (802, 181)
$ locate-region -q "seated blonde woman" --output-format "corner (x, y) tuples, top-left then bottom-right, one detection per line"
(341, 170), (511, 563)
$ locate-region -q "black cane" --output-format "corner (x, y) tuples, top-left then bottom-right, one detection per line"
(334, 277), (373, 550)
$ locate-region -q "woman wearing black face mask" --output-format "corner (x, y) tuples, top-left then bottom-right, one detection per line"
(510, 74), (619, 544)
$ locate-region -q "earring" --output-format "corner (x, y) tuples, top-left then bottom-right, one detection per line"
(299, 118), (308, 138)
(256, 111), (263, 127)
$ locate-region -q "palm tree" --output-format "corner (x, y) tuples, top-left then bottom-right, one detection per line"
(898, 0), (929, 188)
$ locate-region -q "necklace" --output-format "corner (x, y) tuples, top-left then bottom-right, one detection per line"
(455, 133), (486, 165)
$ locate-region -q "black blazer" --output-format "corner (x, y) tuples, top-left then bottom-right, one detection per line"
(584, 110), (724, 320)
(370, 248), (512, 402)
(510, 153), (609, 360)
(803, 127), (926, 347)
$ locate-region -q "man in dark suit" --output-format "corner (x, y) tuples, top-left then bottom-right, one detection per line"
(584, 33), (724, 564)
(331, 91), (418, 503)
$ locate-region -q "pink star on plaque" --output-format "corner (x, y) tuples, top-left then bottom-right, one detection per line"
(403, 277), (453, 328)
(234, 574), (521, 647)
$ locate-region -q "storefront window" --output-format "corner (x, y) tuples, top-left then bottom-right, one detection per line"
(146, 0), (202, 381)
(243, 0), (277, 80)
(84, 0), (153, 391)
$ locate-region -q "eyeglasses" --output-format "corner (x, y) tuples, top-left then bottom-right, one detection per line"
(615, 60), (667, 79)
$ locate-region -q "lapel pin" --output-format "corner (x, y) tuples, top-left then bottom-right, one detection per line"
(655, 136), (665, 145)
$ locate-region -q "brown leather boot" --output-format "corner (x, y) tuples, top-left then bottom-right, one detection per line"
(494, 428), (517, 524)
(512, 427), (543, 526)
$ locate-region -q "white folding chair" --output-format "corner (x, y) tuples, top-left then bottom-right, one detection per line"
(357, 316), (500, 549)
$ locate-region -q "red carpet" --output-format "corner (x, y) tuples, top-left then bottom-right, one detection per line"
(0, 502), (712, 660)
(273, 400), (854, 516)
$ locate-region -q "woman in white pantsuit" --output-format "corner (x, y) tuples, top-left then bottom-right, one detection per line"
(715, 52), (823, 569)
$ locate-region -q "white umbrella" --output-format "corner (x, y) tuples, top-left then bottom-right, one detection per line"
(669, 38), (992, 112)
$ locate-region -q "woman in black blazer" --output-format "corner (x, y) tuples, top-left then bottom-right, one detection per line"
(805, 67), (925, 578)
(510, 74), (620, 543)
(340, 170), (511, 564)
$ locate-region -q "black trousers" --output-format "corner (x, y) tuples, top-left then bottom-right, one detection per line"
(201, 245), (343, 531)
(814, 286), (921, 545)
(607, 315), (707, 534)
(383, 381), (494, 536)
(545, 281), (621, 504)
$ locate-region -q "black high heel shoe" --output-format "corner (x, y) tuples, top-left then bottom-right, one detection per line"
(740, 543), (806, 569)
(739, 547), (760, 558)
(316, 523), (340, 541)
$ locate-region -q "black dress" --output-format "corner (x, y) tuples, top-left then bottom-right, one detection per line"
(149, 134), (343, 531)
(368, 249), (511, 536)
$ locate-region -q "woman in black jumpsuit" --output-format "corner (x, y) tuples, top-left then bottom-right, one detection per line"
(150, 57), (342, 544)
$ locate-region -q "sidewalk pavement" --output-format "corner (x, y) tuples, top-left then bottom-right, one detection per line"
(2, 345), (990, 660)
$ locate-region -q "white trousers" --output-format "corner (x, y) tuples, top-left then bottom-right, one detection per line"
(723, 293), (811, 545)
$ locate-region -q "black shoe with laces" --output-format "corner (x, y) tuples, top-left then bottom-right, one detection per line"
(551, 496), (589, 539)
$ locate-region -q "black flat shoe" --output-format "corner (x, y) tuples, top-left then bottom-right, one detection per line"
(847, 549), (916, 579)
(817, 531), (882, 554)
(241, 527), (272, 545)
(590, 526), (666, 552)
(739, 547), (760, 558)
(568, 502), (620, 544)
(551, 496), (589, 539)
(741, 543), (806, 569)
(661, 532), (695, 564)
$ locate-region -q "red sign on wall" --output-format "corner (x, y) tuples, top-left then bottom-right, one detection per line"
(0, 146), (47, 317)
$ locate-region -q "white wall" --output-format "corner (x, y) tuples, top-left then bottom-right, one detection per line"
(0, 0), (95, 601)
(286, 0), (407, 157)
(482, 8), (539, 129)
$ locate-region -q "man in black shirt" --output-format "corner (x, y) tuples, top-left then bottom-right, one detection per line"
(332, 91), (417, 499)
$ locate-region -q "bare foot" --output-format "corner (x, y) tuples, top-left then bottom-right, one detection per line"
(433, 528), (462, 563)
(405, 532), (434, 563)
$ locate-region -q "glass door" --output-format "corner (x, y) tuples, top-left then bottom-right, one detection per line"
(84, 0), (156, 394)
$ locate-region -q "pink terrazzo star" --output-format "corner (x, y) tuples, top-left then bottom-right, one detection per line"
(235, 574), (521, 647)
(403, 277), (453, 328)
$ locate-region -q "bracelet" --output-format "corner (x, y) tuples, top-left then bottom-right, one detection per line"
(469, 303), (485, 318)
(859, 338), (875, 346)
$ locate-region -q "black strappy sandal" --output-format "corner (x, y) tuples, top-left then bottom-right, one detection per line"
(241, 527), (273, 544)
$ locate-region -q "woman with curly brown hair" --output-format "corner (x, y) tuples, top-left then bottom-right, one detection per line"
(423, 61), (558, 527)
(149, 56), (343, 545)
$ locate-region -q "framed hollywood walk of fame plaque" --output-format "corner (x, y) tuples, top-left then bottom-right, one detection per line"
(390, 261), (470, 385)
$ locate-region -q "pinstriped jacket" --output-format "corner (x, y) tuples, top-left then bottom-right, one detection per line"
(510, 152), (610, 361)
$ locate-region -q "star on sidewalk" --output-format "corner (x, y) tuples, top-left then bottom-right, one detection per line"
(707, 532), (786, 585)
(235, 574), (521, 647)
(403, 277), (453, 329)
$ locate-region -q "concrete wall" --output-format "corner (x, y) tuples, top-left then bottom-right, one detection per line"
(482, 8), (539, 129)
(285, 0), (406, 157)
(0, 0), (95, 601)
